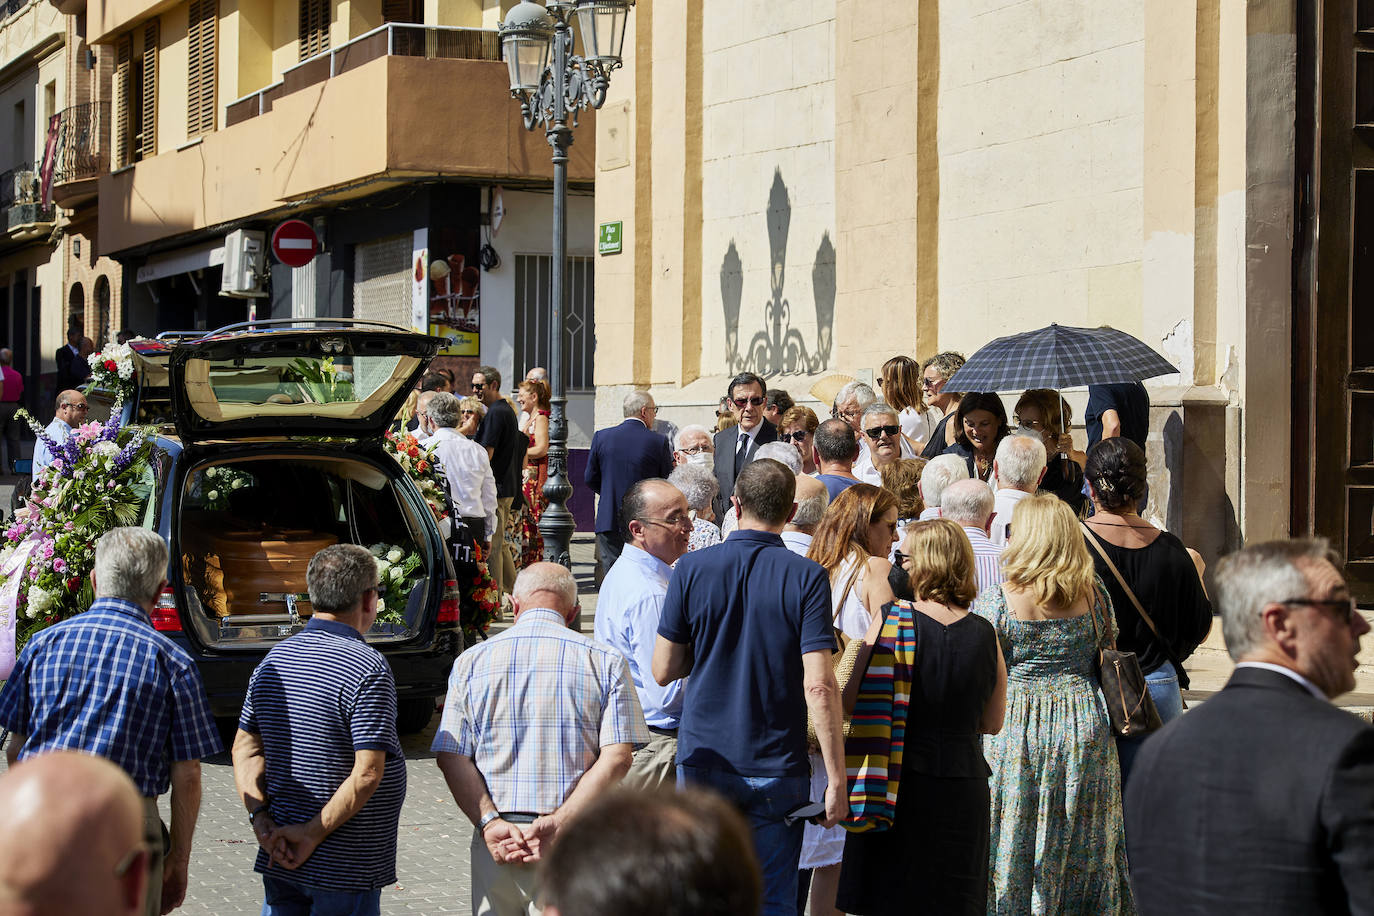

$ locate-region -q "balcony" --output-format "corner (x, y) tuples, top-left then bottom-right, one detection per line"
(49, 101), (111, 208)
(227, 24), (502, 127)
(0, 163), (56, 240)
(100, 25), (594, 255)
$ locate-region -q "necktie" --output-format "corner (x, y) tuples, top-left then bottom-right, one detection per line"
(735, 433), (749, 475)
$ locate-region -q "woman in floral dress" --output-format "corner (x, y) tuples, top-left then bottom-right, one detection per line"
(516, 379), (550, 567)
(973, 493), (1135, 915)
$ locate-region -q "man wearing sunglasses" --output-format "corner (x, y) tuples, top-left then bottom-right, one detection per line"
(32, 389), (88, 475)
(853, 403), (904, 486)
(1126, 539), (1374, 915)
(711, 372), (778, 520)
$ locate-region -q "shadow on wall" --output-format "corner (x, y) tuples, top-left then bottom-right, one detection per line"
(1161, 408), (1239, 585)
(720, 168), (835, 378)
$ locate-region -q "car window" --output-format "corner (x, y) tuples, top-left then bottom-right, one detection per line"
(181, 352), (422, 423)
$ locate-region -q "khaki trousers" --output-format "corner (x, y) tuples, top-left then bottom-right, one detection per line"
(624, 729), (678, 791)
(470, 831), (541, 916)
(142, 797), (163, 916)
(492, 497), (517, 595)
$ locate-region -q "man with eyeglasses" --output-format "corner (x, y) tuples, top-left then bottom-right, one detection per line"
(594, 478), (692, 790)
(0, 750), (150, 916)
(1125, 539), (1374, 915)
(232, 544), (407, 915)
(711, 372), (778, 520)
(673, 424), (715, 469)
(32, 389), (88, 475)
(586, 390), (675, 570)
(853, 403), (904, 486)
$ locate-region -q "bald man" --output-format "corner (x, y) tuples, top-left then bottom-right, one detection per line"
(0, 751), (148, 916)
(32, 389), (88, 475)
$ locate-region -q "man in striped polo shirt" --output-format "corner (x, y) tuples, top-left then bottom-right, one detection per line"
(434, 562), (648, 915)
(231, 544), (407, 915)
(941, 479), (1005, 593)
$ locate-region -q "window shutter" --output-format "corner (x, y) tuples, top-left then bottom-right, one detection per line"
(382, 0), (418, 23)
(139, 20), (158, 160)
(114, 35), (131, 167)
(298, 0), (329, 61)
(186, 0), (217, 136)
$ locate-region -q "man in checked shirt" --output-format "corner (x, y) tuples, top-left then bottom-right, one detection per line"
(435, 562), (648, 915)
(0, 528), (221, 916)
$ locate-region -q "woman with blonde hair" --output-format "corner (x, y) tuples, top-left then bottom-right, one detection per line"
(799, 483), (898, 915)
(918, 351), (967, 458)
(881, 355), (942, 450)
(838, 519), (1007, 916)
(973, 493), (1135, 914)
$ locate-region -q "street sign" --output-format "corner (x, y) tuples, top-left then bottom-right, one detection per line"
(598, 221), (623, 255)
(271, 220), (319, 268)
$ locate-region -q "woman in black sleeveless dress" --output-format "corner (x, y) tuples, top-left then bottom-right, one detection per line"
(837, 519), (1007, 916)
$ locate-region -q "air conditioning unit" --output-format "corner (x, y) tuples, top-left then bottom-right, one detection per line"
(12, 171), (37, 203)
(221, 229), (267, 298)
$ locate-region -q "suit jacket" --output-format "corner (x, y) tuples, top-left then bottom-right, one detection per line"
(711, 419), (778, 520)
(1125, 666), (1374, 915)
(584, 418), (674, 534)
(54, 345), (89, 392)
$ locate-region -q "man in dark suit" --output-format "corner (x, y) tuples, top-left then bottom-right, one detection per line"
(712, 372), (777, 520)
(1126, 539), (1374, 915)
(54, 327), (90, 392)
(585, 390), (674, 569)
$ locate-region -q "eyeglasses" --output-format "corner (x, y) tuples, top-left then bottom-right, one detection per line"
(833, 407), (859, 422)
(1278, 596), (1359, 625)
(461, 410), (477, 416)
(639, 515), (693, 530)
(1013, 416), (1046, 431)
(471, 381), (485, 391)
(732, 396), (765, 409)
(62, 402), (89, 412)
(893, 549), (909, 566)
(780, 430), (809, 443)
(113, 842), (149, 878)
(678, 444), (712, 455)
(866, 424), (900, 439)
(921, 376), (942, 389)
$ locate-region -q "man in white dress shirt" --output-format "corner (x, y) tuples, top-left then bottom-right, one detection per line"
(853, 403), (903, 486)
(782, 476), (829, 558)
(941, 479), (1004, 593)
(915, 454), (970, 521)
(425, 392), (497, 552)
(593, 478), (691, 789)
(989, 434), (1047, 547)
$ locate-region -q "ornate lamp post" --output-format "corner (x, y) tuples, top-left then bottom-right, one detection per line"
(500, 0), (633, 568)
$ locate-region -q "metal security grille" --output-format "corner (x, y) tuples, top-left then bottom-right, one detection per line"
(353, 234), (411, 328)
(514, 254), (594, 392)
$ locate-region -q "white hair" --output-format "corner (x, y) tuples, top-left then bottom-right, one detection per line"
(753, 441), (802, 475)
(940, 479), (995, 526)
(512, 563), (578, 610)
(920, 454), (970, 507)
(674, 423), (713, 451)
(94, 528), (168, 604)
(623, 390), (654, 418)
(667, 464), (719, 512)
(1217, 539), (1335, 662)
(791, 485), (829, 528)
(860, 402), (898, 426)
(995, 433), (1048, 490)
(835, 381), (877, 411)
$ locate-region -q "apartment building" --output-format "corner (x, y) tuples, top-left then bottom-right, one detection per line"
(45, 0), (599, 446)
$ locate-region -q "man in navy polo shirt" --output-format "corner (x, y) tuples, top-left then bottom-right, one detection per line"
(654, 459), (848, 916)
(231, 544), (407, 916)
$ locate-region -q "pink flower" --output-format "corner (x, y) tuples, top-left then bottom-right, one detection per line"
(52, 558), (66, 573)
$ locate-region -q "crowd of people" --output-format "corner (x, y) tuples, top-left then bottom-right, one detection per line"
(0, 354), (1370, 916)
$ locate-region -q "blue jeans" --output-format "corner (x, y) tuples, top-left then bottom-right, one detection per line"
(261, 875), (382, 916)
(679, 765), (810, 916)
(1115, 659), (1186, 787)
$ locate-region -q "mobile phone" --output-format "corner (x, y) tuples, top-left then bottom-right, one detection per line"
(783, 801), (826, 826)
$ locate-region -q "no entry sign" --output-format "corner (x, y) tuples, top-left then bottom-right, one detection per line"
(271, 220), (319, 268)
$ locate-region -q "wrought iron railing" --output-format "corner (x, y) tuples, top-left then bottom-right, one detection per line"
(51, 101), (110, 185)
(0, 160), (54, 230)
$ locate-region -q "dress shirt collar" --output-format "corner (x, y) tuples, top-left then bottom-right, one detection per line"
(918, 507), (941, 521)
(89, 596), (152, 625)
(429, 427), (461, 442)
(998, 487), (1032, 504)
(616, 543), (673, 583)
(514, 607), (569, 628)
(961, 526), (999, 551)
(305, 616), (365, 642)
(626, 417), (648, 429)
(1234, 661), (1329, 702)
(781, 530), (813, 557)
(736, 424), (761, 446)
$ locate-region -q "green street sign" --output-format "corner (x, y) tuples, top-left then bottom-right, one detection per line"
(598, 221), (623, 255)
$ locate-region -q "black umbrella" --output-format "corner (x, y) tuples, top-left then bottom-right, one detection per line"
(943, 323), (1178, 393)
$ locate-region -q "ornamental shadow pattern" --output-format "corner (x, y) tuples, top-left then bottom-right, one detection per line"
(720, 168), (835, 378)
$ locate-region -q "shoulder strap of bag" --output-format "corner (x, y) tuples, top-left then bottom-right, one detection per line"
(1082, 521), (1183, 667)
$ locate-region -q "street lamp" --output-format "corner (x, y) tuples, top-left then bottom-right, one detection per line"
(500, 0), (633, 569)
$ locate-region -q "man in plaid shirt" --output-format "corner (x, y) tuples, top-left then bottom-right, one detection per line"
(0, 527), (221, 916)
(434, 561), (648, 915)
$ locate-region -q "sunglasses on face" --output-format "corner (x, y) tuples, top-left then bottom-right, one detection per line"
(781, 430), (809, 443)
(471, 381), (485, 390)
(921, 376), (941, 389)
(866, 424), (900, 439)
(732, 396), (765, 408)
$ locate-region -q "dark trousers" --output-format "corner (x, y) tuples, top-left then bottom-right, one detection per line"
(597, 531), (624, 571)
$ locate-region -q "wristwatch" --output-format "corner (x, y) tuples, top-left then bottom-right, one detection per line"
(478, 810), (502, 831)
(248, 803), (271, 827)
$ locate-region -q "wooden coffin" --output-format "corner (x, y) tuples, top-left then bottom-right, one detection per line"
(190, 527), (338, 617)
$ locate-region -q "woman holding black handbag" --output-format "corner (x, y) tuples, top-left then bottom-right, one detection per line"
(1082, 437), (1213, 785)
